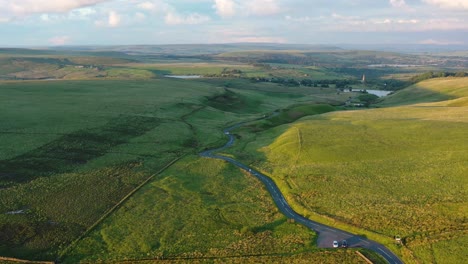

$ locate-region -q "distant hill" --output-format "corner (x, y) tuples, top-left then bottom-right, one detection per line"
(378, 77), (468, 106)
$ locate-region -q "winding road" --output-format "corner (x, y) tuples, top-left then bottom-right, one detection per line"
(200, 117), (403, 264)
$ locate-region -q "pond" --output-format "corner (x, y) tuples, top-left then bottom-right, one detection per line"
(350, 89), (393, 97)
(164, 75), (202, 79)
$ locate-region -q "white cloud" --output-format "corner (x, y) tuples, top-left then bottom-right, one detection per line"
(2, 0), (110, 16)
(285, 15), (310, 22)
(68, 8), (97, 20)
(137, 1), (157, 11)
(232, 36), (287, 43)
(135, 12), (146, 21)
(49, 35), (71, 45)
(108, 10), (121, 27)
(245, 0), (281, 16)
(95, 10), (121, 27)
(389, 0), (406, 7)
(40, 14), (51, 21)
(165, 12), (210, 25)
(213, 0), (237, 18)
(213, 0), (281, 18)
(419, 39), (463, 45)
(396, 19), (419, 24)
(423, 0), (468, 9)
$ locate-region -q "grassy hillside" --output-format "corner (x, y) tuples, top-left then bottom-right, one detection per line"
(225, 77), (468, 263)
(0, 79), (224, 259)
(1, 48), (464, 262)
(378, 77), (468, 106)
(63, 157), (317, 262)
(0, 77), (351, 261)
(0, 56), (148, 80)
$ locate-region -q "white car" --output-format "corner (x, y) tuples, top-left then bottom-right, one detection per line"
(333, 240), (339, 248)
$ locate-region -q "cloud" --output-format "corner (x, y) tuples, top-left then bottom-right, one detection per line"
(137, 1), (157, 11)
(419, 39), (463, 45)
(40, 14), (51, 21)
(423, 0), (468, 9)
(232, 36), (287, 43)
(108, 10), (120, 27)
(302, 12), (467, 32)
(213, 0), (237, 18)
(389, 0), (406, 7)
(2, 0), (111, 16)
(0, 17), (11, 23)
(49, 35), (71, 45)
(135, 12), (146, 21)
(285, 15), (311, 22)
(95, 10), (121, 27)
(213, 0), (281, 18)
(245, 0), (281, 16)
(165, 12), (210, 25)
(68, 8), (97, 20)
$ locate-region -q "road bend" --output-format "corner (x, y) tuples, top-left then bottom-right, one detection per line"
(200, 116), (403, 264)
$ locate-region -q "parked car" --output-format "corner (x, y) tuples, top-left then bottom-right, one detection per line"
(333, 240), (339, 248)
(342, 240), (348, 248)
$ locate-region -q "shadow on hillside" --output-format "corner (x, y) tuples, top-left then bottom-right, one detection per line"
(0, 115), (160, 187)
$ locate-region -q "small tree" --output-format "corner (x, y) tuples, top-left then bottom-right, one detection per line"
(358, 94), (379, 107)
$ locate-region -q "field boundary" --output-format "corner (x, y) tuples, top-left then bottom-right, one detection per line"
(355, 251), (374, 264)
(58, 156), (184, 260)
(75, 251), (333, 263)
(0, 256), (54, 264)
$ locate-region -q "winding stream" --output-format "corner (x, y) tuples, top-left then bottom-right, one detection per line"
(200, 114), (403, 264)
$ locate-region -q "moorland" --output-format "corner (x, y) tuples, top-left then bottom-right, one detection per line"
(0, 44), (466, 263)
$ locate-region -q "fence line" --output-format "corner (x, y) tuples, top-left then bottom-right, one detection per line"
(0, 256), (54, 264)
(57, 156), (184, 260)
(356, 251), (374, 264)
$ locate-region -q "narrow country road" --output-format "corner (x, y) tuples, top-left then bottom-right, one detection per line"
(200, 117), (403, 264)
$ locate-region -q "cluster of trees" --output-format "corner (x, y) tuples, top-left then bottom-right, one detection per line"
(410, 71), (467, 83)
(204, 68), (244, 78)
(357, 93), (380, 107)
(250, 77), (360, 88)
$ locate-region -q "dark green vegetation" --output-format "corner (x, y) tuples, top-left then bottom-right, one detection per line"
(0, 79), (223, 259)
(0, 73), (354, 261)
(64, 157), (319, 262)
(0, 115), (160, 187)
(246, 104), (337, 132)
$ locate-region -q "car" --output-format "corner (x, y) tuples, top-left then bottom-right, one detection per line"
(333, 240), (339, 248)
(341, 240), (348, 248)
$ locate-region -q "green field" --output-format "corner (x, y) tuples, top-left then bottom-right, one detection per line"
(0, 79), (222, 259)
(1, 45), (467, 263)
(0, 76), (354, 261)
(63, 157), (317, 262)
(224, 77), (468, 263)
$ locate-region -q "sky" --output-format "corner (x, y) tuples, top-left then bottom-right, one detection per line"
(0, 0), (467, 46)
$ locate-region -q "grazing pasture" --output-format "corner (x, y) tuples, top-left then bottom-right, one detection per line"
(1, 45), (466, 263)
(225, 78), (468, 263)
(0, 79), (225, 259)
(0, 77), (348, 261)
(63, 157), (318, 262)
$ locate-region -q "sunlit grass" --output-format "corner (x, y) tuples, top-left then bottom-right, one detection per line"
(226, 78), (468, 263)
(63, 156), (317, 262)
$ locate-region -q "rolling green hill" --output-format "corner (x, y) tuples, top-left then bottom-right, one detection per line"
(0, 77), (354, 261)
(1, 46), (466, 263)
(226, 77), (468, 263)
(378, 77), (468, 106)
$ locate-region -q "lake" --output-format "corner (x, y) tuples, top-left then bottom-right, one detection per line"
(350, 89), (392, 97)
(165, 75), (202, 79)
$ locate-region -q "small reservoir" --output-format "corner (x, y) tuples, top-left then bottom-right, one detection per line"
(349, 89), (392, 97)
(164, 75), (202, 79)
